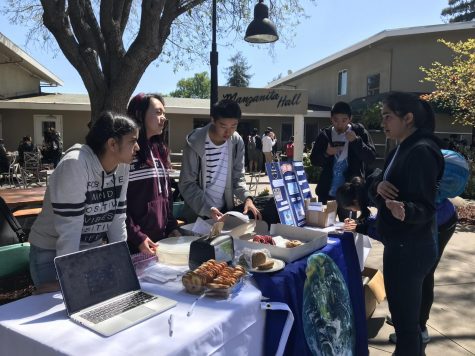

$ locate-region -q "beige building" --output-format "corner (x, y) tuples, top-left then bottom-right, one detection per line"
(0, 31), (327, 156)
(2, 22), (473, 157)
(268, 22), (475, 142)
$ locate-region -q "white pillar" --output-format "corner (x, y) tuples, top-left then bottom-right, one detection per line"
(293, 114), (304, 161)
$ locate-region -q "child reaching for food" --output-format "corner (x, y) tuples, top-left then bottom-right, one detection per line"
(335, 176), (381, 241)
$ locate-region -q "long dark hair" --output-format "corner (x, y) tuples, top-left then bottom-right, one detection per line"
(85, 111), (137, 157)
(336, 176), (371, 220)
(127, 93), (169, 167)
(383, 92), (435, 133)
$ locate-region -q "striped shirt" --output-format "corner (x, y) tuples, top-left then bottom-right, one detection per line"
(205, 134), (228, 210)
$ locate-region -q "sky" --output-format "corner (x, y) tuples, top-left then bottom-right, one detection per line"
(0, 0), (449, 96)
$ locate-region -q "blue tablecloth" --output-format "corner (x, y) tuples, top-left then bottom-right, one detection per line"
(253, 232), (368, 356)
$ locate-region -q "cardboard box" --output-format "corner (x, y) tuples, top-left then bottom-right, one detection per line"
(233, 223), (328, 263)
(362, 267), (386, 319)
(305, 198), (337, 228)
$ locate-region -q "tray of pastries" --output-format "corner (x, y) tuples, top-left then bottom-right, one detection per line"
(182, 259), (247, 298)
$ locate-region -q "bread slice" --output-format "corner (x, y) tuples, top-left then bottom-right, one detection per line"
(257, 259), (274, 270)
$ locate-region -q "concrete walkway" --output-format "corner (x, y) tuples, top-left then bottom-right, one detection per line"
(245, 173), (475, 355)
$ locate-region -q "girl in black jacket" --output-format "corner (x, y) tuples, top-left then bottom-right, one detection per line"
(371, 92), (444, 356)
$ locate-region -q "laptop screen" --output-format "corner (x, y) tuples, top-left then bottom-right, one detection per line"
(54, 241), (141, 315)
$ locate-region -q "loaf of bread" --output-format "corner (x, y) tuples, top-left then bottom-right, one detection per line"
(251, 251), (267, 268)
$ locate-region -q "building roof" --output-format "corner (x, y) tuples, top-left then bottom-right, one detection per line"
(0, 92), (329, 117)
(0, 93), (211, 114)
(0, 32), (63, 87)
(267, 22), (475, 88)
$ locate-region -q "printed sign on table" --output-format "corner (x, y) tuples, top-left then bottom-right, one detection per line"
(266, 161), (312, 227)
(292, 161), (313, 200)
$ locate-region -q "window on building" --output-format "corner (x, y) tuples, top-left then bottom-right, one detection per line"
(367, 73), (380, 96)
(337, 70), (348, 96)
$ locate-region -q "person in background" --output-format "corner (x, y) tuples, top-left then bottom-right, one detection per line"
(126, 93), (180, 255)
(262, 129), (277, 164)
(310, 101), (376, 221)
(179, 99), (261, 222)
(370, 92), (444, 355)
(335, 175), (377, 239)
(285, 136), (295, 161)
(41, 128), (63, 168)
(28, 112), (139, 293)
(0, 139), (9, 173)
(17, 136), (34, 165)
(247, 128), (263, 173)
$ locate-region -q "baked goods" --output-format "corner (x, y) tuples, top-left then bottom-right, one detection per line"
(182, 259), (246, 294)
(182, 272), (206, 294)
(257, 259), (275, 270)
(252, 235), (275, 245)
(251, 251), (267, 268)
(286, 240), (304, 248)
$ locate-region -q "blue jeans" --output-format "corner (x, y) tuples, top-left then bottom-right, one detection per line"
(384, 237), (437, 356)
(29, 244), (57, 286)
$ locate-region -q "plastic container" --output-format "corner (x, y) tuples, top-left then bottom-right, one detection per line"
(131, 252), (157, 277)
(157, 235), (201, 265)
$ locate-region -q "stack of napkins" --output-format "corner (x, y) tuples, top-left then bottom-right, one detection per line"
(140, 263), (189, 283)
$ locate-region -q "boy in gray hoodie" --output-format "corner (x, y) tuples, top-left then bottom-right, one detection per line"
(179, 99), (260, 221)
(28, 112), (139, 293)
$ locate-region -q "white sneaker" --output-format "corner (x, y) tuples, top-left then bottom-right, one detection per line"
(389, 329), (430, 344)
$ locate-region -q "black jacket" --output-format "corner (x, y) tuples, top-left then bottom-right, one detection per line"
(370, 130), (444, 244)
(310, 123), (376, 203)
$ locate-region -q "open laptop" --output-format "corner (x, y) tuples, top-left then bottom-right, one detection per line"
(54, 241), (177, 337)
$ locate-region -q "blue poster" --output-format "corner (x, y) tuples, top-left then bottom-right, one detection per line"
(266, 162), (296, 226)
(266, 161), (308, 227)
(292, 161), (313, 200)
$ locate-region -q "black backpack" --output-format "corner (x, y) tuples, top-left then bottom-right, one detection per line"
(255, 136), (263, 150)
(0, 197), (27, 246)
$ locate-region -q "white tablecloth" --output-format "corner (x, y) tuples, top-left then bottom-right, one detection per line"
(0, 280), (264, 356)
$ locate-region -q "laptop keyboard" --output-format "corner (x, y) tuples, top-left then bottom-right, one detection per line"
(80, 291), (157, 324)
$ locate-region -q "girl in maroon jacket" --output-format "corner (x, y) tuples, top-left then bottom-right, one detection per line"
(126, 93), (179, 254)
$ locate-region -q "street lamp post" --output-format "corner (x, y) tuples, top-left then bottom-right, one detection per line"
(210, 0), (219, 111)
(209, 0), (279, 113)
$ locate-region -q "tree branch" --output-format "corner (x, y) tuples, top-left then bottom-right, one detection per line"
(67, 1), (105, 84)
(40, 0), (105, 98)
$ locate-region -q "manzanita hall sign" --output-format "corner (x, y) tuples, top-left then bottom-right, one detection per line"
(218, 86), (308, 115)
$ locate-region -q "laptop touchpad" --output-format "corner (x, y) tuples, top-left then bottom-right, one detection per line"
(121, 306), (155, 322)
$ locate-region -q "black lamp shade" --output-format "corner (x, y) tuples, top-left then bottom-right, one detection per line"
(244, 1), (279, 43)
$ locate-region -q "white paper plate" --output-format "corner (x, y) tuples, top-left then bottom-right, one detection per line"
(248, 258), (285, 273)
